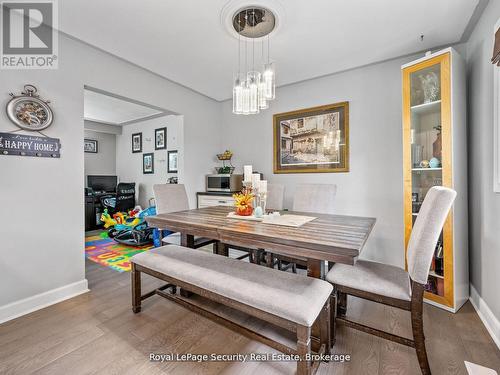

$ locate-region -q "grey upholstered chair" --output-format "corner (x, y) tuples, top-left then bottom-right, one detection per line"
(266, 183), (285, 211)
(269, 183), (337, 272)
(152, 184), (216, 249)
(327, 186), (456, 375)
(292, 183), (337, 214)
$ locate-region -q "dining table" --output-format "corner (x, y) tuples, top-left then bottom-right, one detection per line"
(146, 205), (376, 278)
(146, 205), (376, 349)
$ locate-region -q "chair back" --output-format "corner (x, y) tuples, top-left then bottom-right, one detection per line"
(266, 183), (285, 211)
(115, 182), (136, 212)
(153, 184), (189, 214)
(292, 183), (337, 214)
(407, 186), (456, 285)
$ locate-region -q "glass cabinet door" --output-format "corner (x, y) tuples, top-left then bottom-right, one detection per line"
(403, 52), (453, 307)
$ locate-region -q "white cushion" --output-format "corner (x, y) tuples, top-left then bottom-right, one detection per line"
(326, 260), (411, 301)
(132, 245), (333, 326)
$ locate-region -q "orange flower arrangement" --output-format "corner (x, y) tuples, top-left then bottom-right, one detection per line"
(232, 189), (254, 216)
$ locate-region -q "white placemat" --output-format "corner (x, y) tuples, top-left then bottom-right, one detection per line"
(262, 214), (316, 227)
(226, 212), (265, 221)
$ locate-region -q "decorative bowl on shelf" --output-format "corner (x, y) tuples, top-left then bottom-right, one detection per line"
(217, 150), (233, 161)
(215, 166), (235, 174)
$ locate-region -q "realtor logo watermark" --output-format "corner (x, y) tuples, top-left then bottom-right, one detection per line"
(1, 0), (58, 69)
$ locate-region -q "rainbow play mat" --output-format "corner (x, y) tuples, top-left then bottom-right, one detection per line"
(85, 233), (154, 272)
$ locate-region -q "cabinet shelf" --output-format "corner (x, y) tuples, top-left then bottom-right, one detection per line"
(411, 100), (441, 115)
(429, 270), (444, 280)
(412, 167), (442, 171)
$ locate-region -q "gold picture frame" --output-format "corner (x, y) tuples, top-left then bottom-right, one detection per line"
(273, 102), (349, 174)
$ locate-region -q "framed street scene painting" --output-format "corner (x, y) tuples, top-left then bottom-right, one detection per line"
(273, 102), (349, 173)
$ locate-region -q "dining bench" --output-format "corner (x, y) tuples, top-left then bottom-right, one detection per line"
(131, 245), (333, 375)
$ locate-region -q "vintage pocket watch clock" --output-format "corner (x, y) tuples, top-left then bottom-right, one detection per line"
(6, 85), (54, 131)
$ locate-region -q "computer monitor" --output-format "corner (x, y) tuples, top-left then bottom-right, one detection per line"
(87, 175), (117, 193)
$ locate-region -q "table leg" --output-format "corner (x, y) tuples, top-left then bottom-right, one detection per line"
(180, 233), (195, 297)
(307, 259), (327, 352)
(181, 233), (195, 248)
(307, 259), (325, 279)
(215, 242), (229, 257)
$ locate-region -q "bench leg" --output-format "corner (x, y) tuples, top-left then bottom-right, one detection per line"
(330, 293), (337, 347)
(131, 263), (141, 313)
(297, 325), (311, 375)
(337, 291), (347, 317)
(320, 298), (331, 356)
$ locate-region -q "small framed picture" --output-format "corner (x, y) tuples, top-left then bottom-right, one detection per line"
(143, 153), (154, 174)
(155, 127), (167, 150)
(168, 150), (178, 173)
(132, 133), (142, 153)
(84, 139), (98, 153)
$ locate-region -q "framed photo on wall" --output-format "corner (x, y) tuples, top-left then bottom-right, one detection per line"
(132, 133), (142, 153)
(155, 127), (167, 150)
(273, 101), (349, 174)
(168, 150), (178, 173)
(84, 139), (98, 153)
(143, 153), (154, 174)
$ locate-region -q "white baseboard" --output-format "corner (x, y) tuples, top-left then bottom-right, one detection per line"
(0, 279), (89, 324)
(469, 285), (500, 350)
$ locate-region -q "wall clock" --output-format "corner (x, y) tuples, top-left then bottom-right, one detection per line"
(6, 85), (54, 131)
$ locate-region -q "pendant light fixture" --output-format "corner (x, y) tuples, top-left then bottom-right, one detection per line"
(231, 6), (276, 115)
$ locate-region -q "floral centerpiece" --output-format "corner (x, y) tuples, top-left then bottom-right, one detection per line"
(232, 189), (254, 216)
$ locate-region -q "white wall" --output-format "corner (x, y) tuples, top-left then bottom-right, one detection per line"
(0, 30), (221, 319)
(220, 48), (465, 268)
(116, 115), (184, 208)
(466, 0), (500, 325)
(84, 129), (117, 183)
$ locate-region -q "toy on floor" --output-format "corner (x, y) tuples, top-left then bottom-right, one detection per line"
(100, 206), (157, 247)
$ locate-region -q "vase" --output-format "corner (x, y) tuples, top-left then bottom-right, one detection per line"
(236, 206), (253, 216)
(433, 133), (442, 159)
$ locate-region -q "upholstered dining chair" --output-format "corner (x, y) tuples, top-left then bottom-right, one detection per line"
(292, 183), (337, 214)
(327, 186), (456, 375)
(269, 183), (337, 272)
(152, 184), (217, 250)
(266, 183), (285, 211)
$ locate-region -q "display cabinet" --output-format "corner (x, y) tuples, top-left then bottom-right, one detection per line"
(402, 48), (468, 312)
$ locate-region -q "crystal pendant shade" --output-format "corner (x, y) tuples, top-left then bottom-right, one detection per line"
(232, 7), (276, 115)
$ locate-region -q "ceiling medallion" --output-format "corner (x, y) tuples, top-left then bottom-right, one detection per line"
(6, 85), (54, 131)
(231, 6), (277, 115)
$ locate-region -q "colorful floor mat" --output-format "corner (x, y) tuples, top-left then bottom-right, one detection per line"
(85, 233), (154, 272)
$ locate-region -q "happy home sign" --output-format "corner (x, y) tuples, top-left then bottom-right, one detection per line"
(0, 132), (61, 158)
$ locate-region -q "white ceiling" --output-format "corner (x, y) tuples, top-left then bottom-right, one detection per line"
(84, 89), (172, 125)
(61, 0), (479, 101)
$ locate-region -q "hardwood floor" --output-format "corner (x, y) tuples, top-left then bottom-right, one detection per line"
(0, 258), (499, 374)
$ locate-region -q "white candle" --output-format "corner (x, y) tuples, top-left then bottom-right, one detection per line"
(251, 173), (260, 189)
(259, 180), (267, 193)
(243, 165), (253, 182)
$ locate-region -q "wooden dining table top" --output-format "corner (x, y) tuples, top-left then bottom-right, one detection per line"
(146, 206), (376, 265)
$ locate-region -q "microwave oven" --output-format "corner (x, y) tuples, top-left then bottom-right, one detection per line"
(206, 174), (243, 192)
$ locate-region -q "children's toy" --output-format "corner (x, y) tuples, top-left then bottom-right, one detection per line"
(100, 206), (157, 247)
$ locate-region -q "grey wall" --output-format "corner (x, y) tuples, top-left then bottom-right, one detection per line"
(116, 115), (184, 208)
(84, 129), (117, 183)
(221, 47), (465, 268)
(0, 32), (221, 309)
(466, 0), (500, 321)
